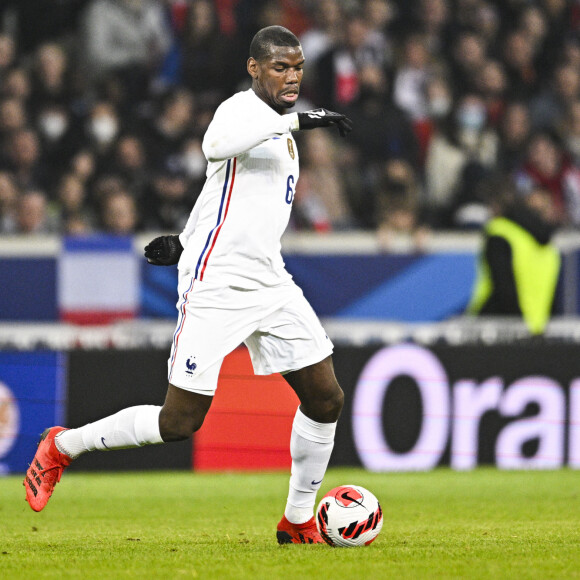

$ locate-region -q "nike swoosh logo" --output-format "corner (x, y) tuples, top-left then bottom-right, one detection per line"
(311, 479), (323, 485)
(341, 492), (364, 507)
(101, 437), (111, 450)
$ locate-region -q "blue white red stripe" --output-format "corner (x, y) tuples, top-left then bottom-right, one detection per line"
(194, 157), (237, 281)
(168, 276), (195, 381)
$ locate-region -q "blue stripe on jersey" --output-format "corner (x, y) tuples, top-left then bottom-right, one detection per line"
(194, 158), (231, 280)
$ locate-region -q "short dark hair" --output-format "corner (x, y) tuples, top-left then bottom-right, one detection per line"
(249, 25), (300, 62)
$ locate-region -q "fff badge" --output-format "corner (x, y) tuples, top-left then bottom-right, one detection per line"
(0, 352), (66, 474)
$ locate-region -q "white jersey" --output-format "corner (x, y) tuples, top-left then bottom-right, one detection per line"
(178, 88), (301, 288)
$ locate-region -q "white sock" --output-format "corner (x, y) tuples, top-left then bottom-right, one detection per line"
(284, 407), (337, 525)
(54, 405), (163, 459)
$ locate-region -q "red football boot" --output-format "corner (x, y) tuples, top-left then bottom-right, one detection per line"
(276, 515), (325, 544)
(24, 427), (72, 512)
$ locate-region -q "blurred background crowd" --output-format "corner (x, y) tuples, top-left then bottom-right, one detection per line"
(1, 0), (580, 244)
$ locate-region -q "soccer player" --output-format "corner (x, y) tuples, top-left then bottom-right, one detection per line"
(24, 25), (352, 545)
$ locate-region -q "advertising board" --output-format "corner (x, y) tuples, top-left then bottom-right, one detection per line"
(0, 352), (65, 474)
(332, 343), (580, 470)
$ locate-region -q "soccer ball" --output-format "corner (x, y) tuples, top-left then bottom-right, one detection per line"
(316, 484), (383, 547)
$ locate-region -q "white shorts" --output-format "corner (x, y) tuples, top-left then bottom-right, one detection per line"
(167, 276), (334, 396)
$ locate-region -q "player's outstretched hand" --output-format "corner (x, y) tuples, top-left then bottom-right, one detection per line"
(144, 235), (183, 266)
(297, 108), (353, 137)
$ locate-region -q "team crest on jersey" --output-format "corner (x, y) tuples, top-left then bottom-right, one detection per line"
(287, 138), (295, 159)
(185, 357), (197, 376)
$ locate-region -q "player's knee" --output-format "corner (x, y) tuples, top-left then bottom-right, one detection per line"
(306, 384), (344, 423)
(159, 407), (205, 442)
(327, 385), (344, 420)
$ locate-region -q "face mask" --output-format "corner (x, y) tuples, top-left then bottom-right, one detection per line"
(39, 114), (67, 140)
(456, 104), (486, 131)
(183, 151), (206, 178)
(90, 116), (118, 144)
(429, 96), (451, 118)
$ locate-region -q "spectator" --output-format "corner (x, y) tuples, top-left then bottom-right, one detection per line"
(514, 130), (580, 227)
(2, 67), (32, 101)
(467, 185), (561, 335)
(112, 134), (150, 198)
(35, 103), (81, 188)
(560, 35), (580, 70)
(448, 29), (488, 97)
(2, 128), (49, 191)
(539, 0), (576, 74)
(290, 169), (332, 232)
(315, 9), (388, 108)
(179, 134), (204, 170)
(0, 171), (19, 233)
(0, 34), (16, 82)
(452, 0), (493, 31)
(497, 100), (532, 173)
(474, 2), (500, 47)
(0, 97), (28, 141)
(81, 0), (172, 104)
(561, 100), (580, 164)
(69, 149), (97, 188)
(530, 62), (580, 131)
(292, 130), (353, 231)
(29, 43), (75, 111)
(392, 33), (432, 121)
(299, 0), (344, 73)
(452, 92), (499, 165)
(376, 158), (429, 250)
(417, 74), (454, 164)
(54, 172), (95, 231)
(179, 0), (236, 102)
(424, 92), (499, 226)
(519, 3), (549, 57)
(345, 64), (420, 169)
(82, 101), (122, 173)
(413, 0), (452, 59)
(502, 28), (539, 99)
(99, 189), (139, 234)
(476, 59), (508, 127)
(91, 174), (126, 207)
(14, 189), (59, 234)
(179, 137), (207, 189)
(64, 213), (94, 235)
(449, 162), (494, 230)
(344, 63), (420, 225)
(142, 164), (195, 232)
(425, 74), (453, 121)
(362, 0), (395, 63)
(140, 88), (195, 170)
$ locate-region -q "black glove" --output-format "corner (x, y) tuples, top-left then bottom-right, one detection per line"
(144, 235), (183, 266)
(297, 108), (353, 137)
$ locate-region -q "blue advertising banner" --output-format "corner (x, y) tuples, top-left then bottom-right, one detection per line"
(0, 258), (57, 321)
(284, 253), (477, 321)
(0, 352), (66, 474)
(140, 253), (477, 321)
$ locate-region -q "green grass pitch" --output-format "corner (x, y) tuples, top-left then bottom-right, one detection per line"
(2, 468), (580, 579)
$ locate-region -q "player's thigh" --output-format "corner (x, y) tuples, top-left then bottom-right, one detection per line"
(168, 278), (260, 395)
(245, 284), (334, 376)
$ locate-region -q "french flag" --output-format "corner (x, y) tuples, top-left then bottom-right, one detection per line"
(58, 236), (140, 324)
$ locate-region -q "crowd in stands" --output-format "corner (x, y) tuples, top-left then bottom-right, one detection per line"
(1, 0), (580, 245)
